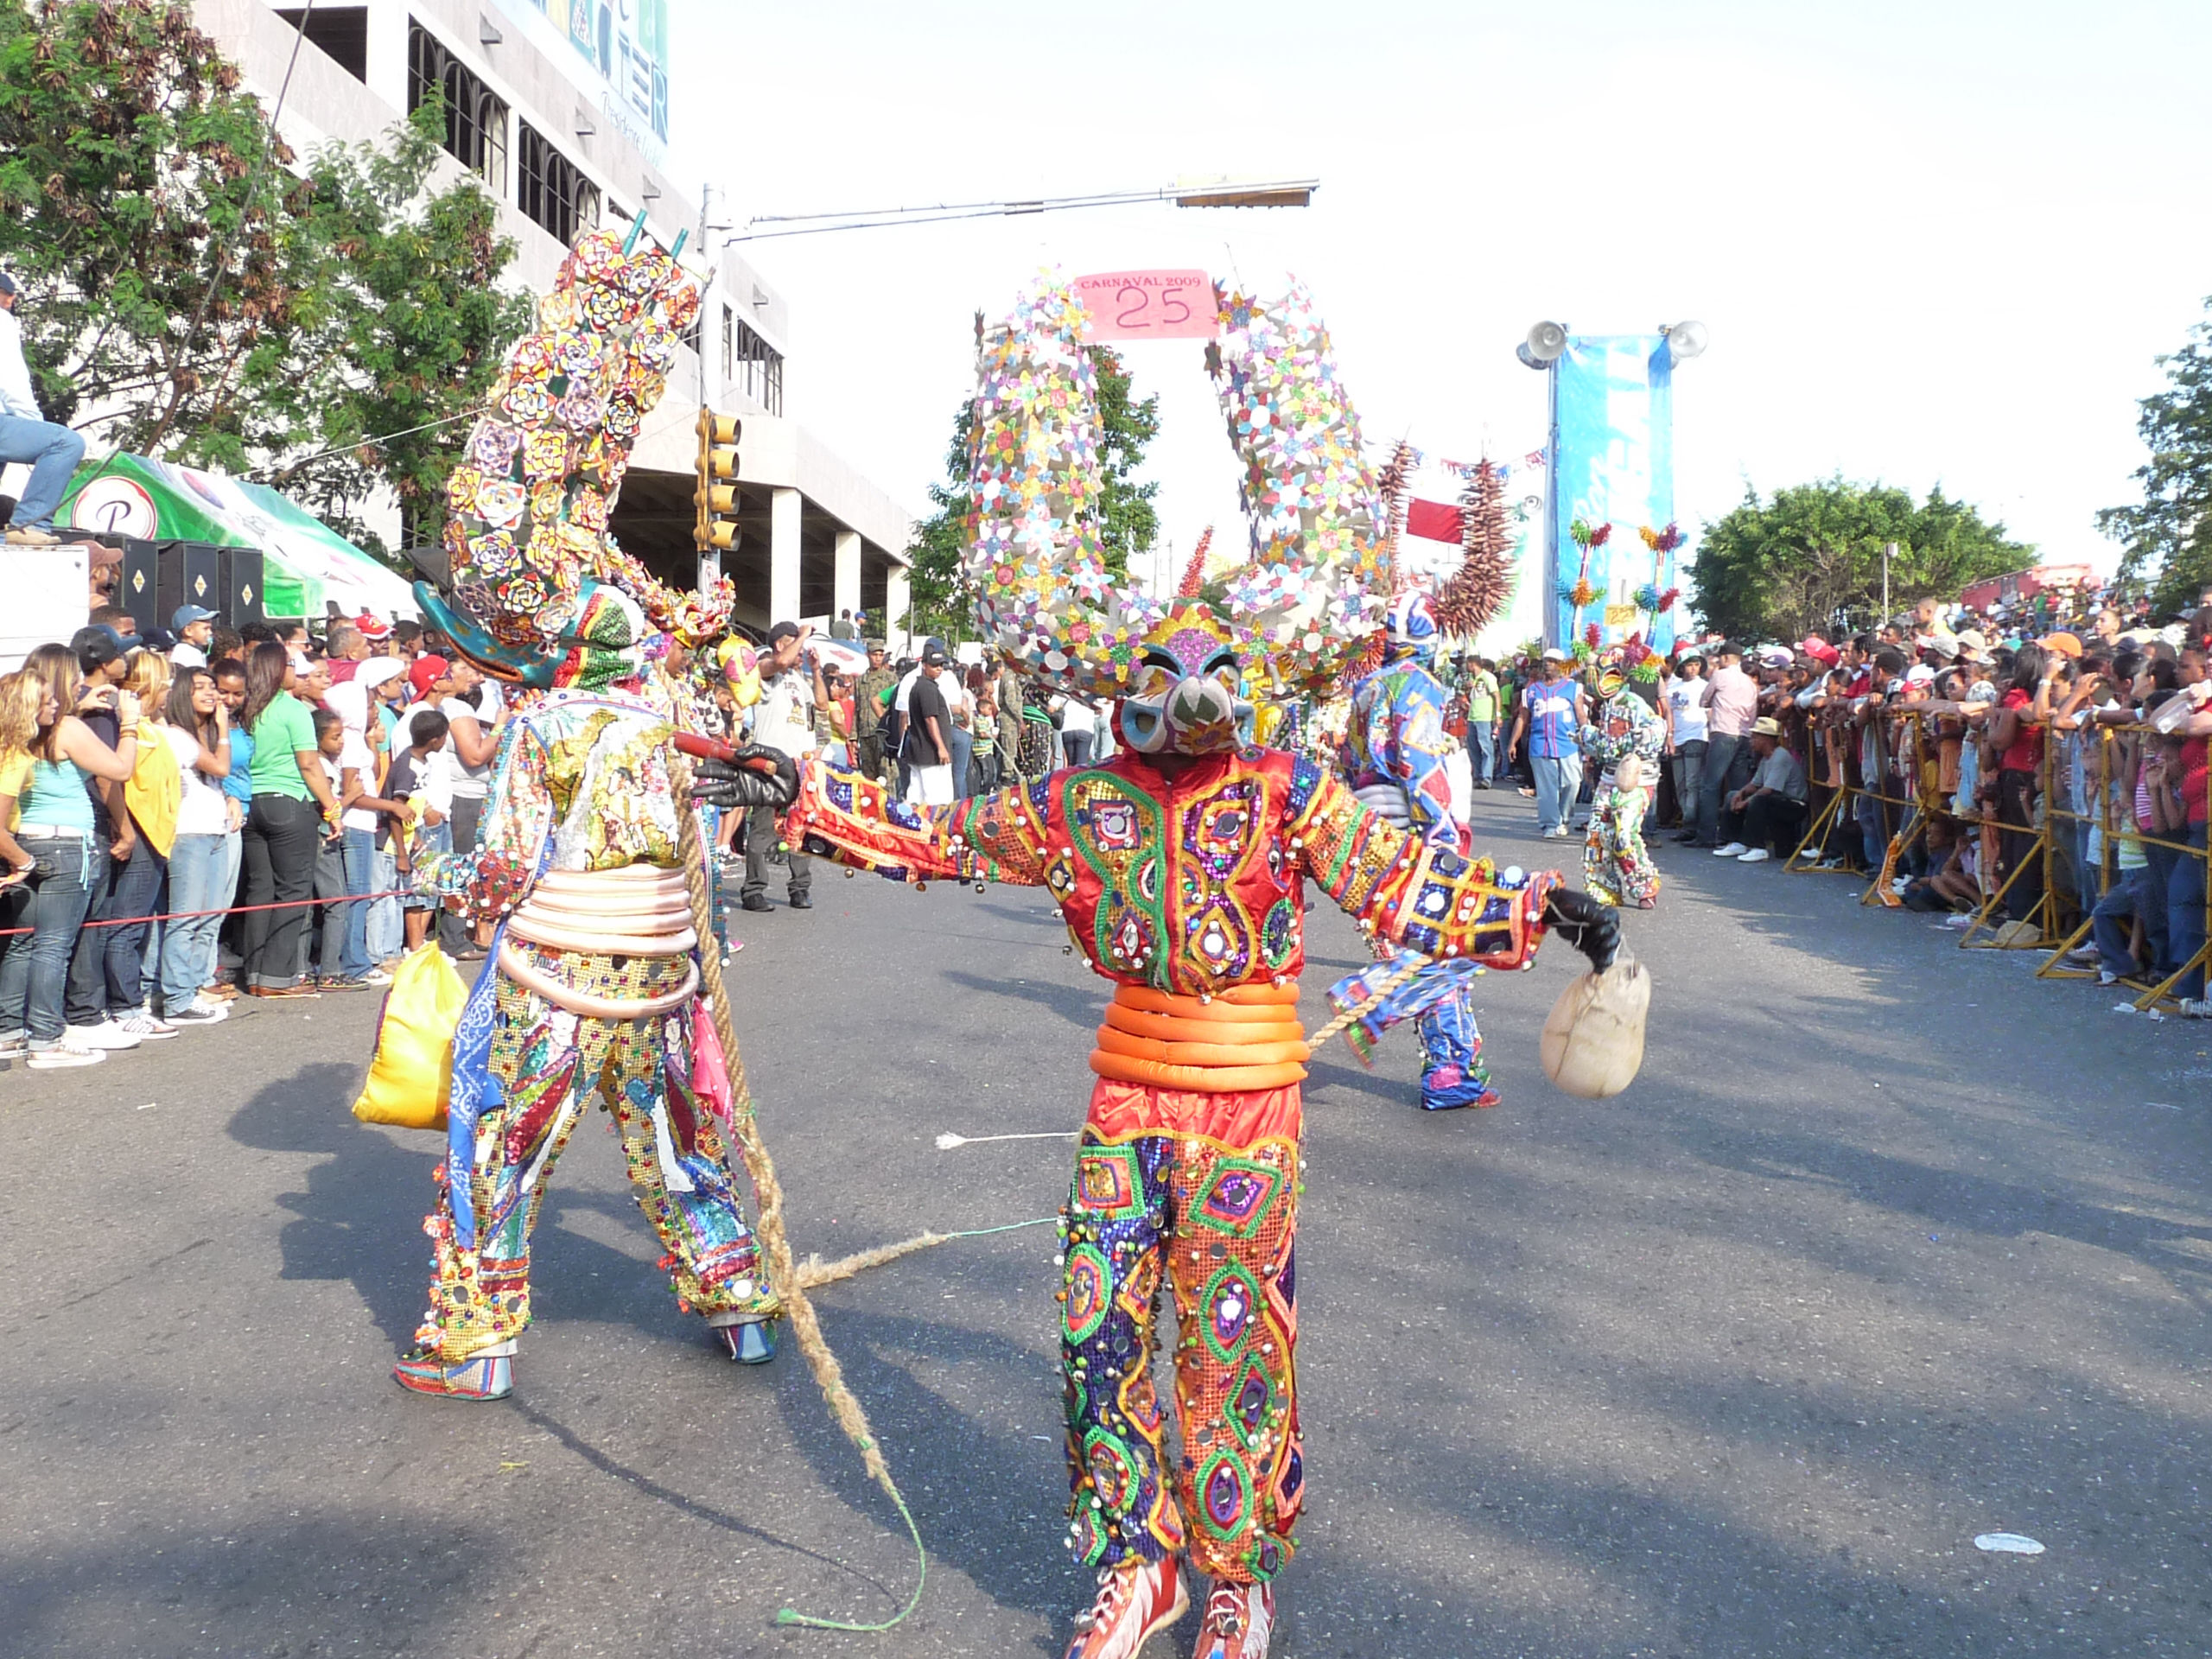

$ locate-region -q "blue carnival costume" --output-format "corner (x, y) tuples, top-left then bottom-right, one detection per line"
(1340, 594), (1497, 1110)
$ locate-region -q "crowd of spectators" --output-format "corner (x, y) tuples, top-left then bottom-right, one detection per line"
(1439, 584), (2212, 1017)
(0, 601), (505, 1069)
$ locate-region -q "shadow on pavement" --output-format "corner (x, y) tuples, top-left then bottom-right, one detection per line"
(226, 1061), (697, 1354)
(0, 1510), (491, 1658)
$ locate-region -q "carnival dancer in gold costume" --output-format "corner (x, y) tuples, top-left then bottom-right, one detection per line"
(388, 224), (795, 1401)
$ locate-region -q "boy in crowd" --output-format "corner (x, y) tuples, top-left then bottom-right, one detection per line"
(385, 709), (450, 951)
(302, 709), (372, 990)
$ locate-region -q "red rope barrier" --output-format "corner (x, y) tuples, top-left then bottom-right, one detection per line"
(0, 887), (418, 939)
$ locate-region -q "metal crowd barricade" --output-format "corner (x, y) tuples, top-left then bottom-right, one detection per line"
(1771, 691), (2209, 1012)
(1955, 722), (2062, 950)
(1784, 704), (1942, 898)
(2026, 718), (2212, 1013)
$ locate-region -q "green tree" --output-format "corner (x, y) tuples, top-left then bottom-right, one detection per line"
(1089, 346), (1160, 575)
(260, 107), (531, 552)
(2097, 297), (2212, 617)
(1692, 478), (2032, 642)
(0, 0), (292, 441)
(905, 345), (1160, 641)
(0, 1), (527, 555)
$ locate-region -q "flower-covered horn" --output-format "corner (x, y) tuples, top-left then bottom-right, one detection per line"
(425, 226), (734, 686)
(963, 273), (1387, 705)
(964, 277), (1149, 696)
(1208, 280), (1390, 695)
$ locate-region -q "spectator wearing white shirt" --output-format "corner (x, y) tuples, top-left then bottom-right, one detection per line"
(1664, 648), (1708, 841)
(0, 272), (85, 546)
(740, 620), (823, 912)
(156, 668), (234, 1025)
(1057, 693), (1098, 768)
(943, 667), (976, 797)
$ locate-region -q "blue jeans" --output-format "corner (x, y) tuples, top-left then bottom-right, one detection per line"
(2142, 841), (2180, 975)
(0, 414), (86, 528)
(2091, 865), (2157, 976)
(299, 835), (353, 982)
(1530, 753), (1579, 833)
(341, 827), (382, 980)
(1468, 721), (1496, 785)
(2168, 823), (2208, 1001)
(950, 722), (975, 798)
(1671, 740), (1707, 830)
(67, 836), (163, 1024)
(159, 832), (228, 1012)
(1697, 733), (1746, 846)
(0, 834), (95, 1046)
(359, 837), (402, 963)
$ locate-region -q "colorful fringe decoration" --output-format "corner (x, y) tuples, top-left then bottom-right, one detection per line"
(1177, 525), (1216, 599)
(1433, 457), (1514, 638)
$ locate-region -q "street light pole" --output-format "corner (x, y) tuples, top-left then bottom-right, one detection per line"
(722, 177), (1320, 244)
(1884, 539), (1897, 629)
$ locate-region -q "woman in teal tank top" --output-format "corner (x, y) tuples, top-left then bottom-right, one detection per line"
(0, 644), (139, 1066)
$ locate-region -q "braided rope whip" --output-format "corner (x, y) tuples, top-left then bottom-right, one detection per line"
(673, 760), (925, 1631)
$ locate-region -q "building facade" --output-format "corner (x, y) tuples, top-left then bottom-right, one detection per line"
(194, 0), (913, 640)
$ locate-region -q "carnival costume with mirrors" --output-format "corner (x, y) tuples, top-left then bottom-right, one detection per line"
(1577, 652), (1667, 909)
(391, 227), (791, 1401)
(785, 275), (1619, 1654)
(1340, 591), (1498, 1109)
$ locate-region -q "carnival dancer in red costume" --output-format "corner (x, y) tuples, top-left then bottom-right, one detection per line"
(785, 277), (1619, 1658)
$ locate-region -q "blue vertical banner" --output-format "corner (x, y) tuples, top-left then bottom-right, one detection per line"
(1548, 335), (1684, 653)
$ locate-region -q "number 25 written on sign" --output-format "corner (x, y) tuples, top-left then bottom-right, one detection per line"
(1073, 270), (1217, 340)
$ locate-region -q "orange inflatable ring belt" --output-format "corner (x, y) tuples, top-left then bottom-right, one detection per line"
(1088, 980), (1310, 1092)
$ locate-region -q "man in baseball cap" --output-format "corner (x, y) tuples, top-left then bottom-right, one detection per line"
(408, 654), (453, 703)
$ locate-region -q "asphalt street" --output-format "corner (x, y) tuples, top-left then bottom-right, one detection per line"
(3, 787), (2209, 1658)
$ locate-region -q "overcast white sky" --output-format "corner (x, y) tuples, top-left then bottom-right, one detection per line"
(668, 2), (2212, 588)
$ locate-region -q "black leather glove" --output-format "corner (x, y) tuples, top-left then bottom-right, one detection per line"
(1543, 887), (1621, 975)
(690, 746), (798, 811)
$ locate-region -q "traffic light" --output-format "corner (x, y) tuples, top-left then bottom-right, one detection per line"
(694, 408), (741, 554)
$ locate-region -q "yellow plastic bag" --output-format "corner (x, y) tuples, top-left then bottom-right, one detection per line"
(352, 944), (469, 1131)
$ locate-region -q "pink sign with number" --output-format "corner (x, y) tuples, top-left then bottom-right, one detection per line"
(1073, 270), (1218, 340)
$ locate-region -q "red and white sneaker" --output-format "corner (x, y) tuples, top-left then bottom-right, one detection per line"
(1191, 1580), (1274, 1659)
(1063, 1555), (1187, 1659)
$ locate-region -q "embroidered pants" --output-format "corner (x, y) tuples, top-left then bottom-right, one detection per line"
(1060, 1079), (1304, 1585)
(1583, 785), (1659, 906)
(414, 944), (774, 1360)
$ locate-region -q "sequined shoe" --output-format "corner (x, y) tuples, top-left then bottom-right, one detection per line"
(709, 1313), (779, 1364)
(1191, 1580), (1274, 1659)
(392, 1344), (513, 1400)
(1063, 1556), (1187, 1659)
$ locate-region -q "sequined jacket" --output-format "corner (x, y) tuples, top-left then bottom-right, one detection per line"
(416, 689), (684, 922)
(786, 746), (1552, 996)
(1578, 688), (1667, 774)
(1344, 652), (1460, 848)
